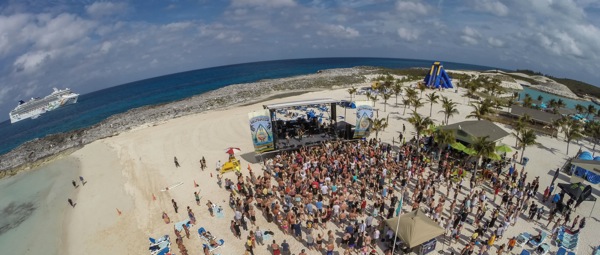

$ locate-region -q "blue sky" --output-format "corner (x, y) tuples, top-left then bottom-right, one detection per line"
(1, 0), (600, 116)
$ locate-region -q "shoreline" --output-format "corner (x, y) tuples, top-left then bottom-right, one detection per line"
(0, 67), (372, 179)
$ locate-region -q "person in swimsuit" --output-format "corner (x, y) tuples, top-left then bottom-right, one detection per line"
(271, 240), (281, 255)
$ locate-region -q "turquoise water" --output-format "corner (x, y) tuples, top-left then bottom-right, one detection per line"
(519, 86), (596, 110)
(0, 157), (79, 255)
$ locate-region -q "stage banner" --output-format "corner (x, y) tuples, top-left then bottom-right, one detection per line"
(353, 101), (373, 138)
(248, 110), (275, 153)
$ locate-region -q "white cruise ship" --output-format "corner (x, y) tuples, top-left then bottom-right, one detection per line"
(9, 88), (79, 123)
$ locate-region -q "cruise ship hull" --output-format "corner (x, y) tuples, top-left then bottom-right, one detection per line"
(9, 92), (78, 123)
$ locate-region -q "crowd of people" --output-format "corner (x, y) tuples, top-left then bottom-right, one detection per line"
(206, 132), (583, 254)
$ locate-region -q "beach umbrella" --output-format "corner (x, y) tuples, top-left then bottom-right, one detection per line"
(488, 153), (502, 161)
(495, 144), (512, 153)
(462, 147), (476, 155)
(450, 142), (466, 151)
(224, 147), (241, 155)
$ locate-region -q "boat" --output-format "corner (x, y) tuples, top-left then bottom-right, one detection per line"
(9, 88), (79, 123)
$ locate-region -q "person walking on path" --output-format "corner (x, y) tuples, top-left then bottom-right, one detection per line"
(579, 217), (586, 231)
(79, 176), (86, 186)
(172, 199), (179, 213)
(68, 198), (76, 207)
(174, 157), (180, 168)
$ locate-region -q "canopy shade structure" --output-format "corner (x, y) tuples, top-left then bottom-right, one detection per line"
(495, 144), (512, 153)
(439, 120), (509, 144)
(385, 209), (444, 248)
(263, 98), (339, 110)
(557, 182), (596, 202)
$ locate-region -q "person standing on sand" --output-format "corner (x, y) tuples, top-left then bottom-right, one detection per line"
(68, 198), (75, 207)
(183, 224), (190, 238)
(72, 180), (78, 188)
(172, 199), (179, 213)
(162, 211), (170, 224)
(79, 176), (86, 186)
(194, 192), (201, 206)
(271, 240), (281, 255)
(174, 157), (180, 168)
(206, 200), (214, 216)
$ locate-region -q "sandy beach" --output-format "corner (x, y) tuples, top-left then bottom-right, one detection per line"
(1, 72), (598, 255)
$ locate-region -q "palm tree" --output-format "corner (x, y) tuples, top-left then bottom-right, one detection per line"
(402, 98), (411, 115)
(392, 81), (403, 106)
(408, 111), (433, 142)
(513, 128), (537, 162)
(369, 117), (388, 140)
(404, 87), (418, 101)
(411, 97), (425, 113)
(575, 104), (585, 115)
(434, 129), (455, 157)
(556, 99), (566, 109)
(549, 118), (563, 138)
(347, 87), (357, 102)
(522, 94), (533, 108)
(467, 101), (491, 120)
(369, 92), (379, 107)
(586, 105), (597, 119)
(585, 122), (600, 156)
(564, 119), (583, 155)
(513, 119), (526, 147)
(470, 136), (496, 174)
(425, 92), (440, 117)
(439, 96), (459, 124)
(382, 91), (392, 112)
(418, 83), (427, 98)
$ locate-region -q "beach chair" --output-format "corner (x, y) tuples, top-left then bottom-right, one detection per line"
(519, 250), (531, 255)
(517, 232), (532, 247)
(535, 243), (550, 255)
(155, 247), (170, 255)
(529, 232), (547, 247)
(595, 246), (600, 255)
(198, 227), (214, 243)
(556, 247), (567, 255)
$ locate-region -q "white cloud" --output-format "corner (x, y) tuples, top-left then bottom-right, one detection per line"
(318, 25), (360, 39)
(86, 2), (128, 18)
(471, 0), (509, 16)
(460, 26), (481, 45)
(163, 22), (194, 31)
(13, 50), (54, 73)
(397, 27), (420, 41)
(487, 37), (504, 47)
(230, 0), (296, 8)
(396, 1), (429, 15)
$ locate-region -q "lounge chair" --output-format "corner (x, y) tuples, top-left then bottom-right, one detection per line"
(203, 239), (225, 253)
(519, 250), (531, 255)
(529, 232), (547, 247)
(535, 243), (550, 254)
(149, 235), (169, 244)
(556, 247), (567, 255)
(155, 247), (170, 255)
(517, 232), (532, 247)
(198, 227), (214, 243)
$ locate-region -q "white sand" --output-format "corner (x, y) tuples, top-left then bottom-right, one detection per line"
(58, 85), (598, 254)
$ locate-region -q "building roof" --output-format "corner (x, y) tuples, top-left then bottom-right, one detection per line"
(263, 98), (339, 110)
(570, 158), (600, 174)
(509, 105), (561, 124)
(440, 120), (510, 143)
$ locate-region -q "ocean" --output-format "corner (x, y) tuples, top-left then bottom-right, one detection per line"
(4, 57), (594, 157)
(0, 57), (498, 156)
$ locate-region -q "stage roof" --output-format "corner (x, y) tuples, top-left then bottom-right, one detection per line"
(263, 98), (339, 110)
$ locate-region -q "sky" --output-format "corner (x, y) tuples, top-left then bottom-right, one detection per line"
(1, 0), (600, 116)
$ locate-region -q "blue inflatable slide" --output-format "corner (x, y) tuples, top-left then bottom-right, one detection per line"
(423, 62), (453, 89)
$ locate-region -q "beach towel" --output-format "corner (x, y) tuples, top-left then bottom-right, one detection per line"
(175, 220), (192, 231)
(216, 206), (225, 218)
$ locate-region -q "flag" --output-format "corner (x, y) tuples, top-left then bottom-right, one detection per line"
(395, 197), (403, 216)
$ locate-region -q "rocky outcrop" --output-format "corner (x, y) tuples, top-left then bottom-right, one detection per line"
(0, 67), (370, 178)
